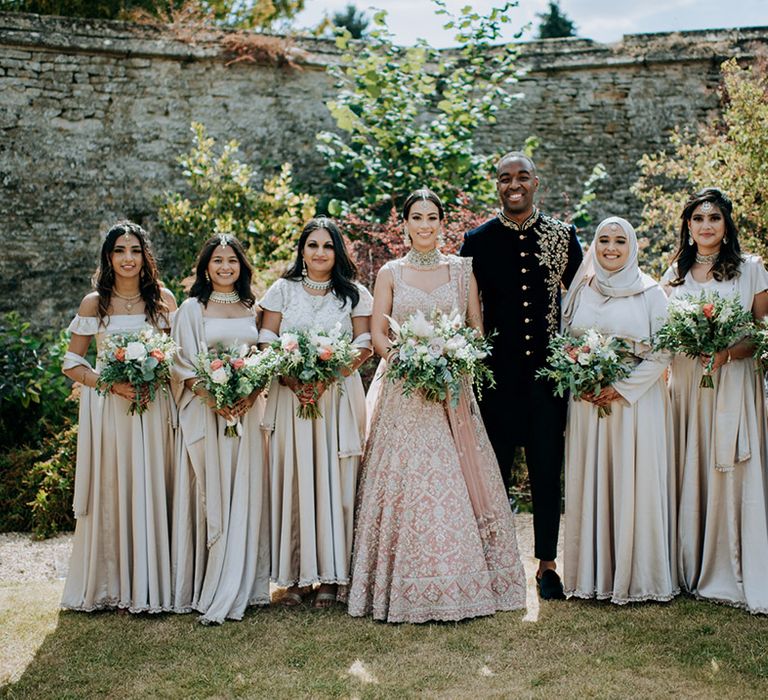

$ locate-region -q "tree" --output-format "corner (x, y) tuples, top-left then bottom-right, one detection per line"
(0, 0), (305, 30)
(536, 1), (576, 39)
(331, 2), (368, 39)
(632, 58), (768, 275)
(316, 1), (525, 219)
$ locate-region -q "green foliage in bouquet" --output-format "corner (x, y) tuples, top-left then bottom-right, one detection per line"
(633, 58), (768, 275)
(651, 291), (754, 388)
(157, 122), (316, 282)
(316, 1), (525, 218)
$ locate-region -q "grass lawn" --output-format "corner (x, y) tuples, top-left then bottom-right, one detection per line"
(1, 578), (767, 699)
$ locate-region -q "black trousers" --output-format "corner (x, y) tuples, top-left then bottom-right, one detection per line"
(479, 377), (566, 562)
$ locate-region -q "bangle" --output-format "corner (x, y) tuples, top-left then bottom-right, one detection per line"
(726, 349), (732, 364)
(191, 378), (205, 393)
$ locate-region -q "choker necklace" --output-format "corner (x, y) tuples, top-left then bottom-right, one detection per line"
(404, 248), (442, 269)
(209, 290), (241, 304)
(695, 251), (719, 265)
(302, 276), (332, 291)
(113, 289), (142, 311)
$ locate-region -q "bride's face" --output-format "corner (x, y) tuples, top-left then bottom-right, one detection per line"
(404, 200), (441, 252)
(594, 224), (629, 272)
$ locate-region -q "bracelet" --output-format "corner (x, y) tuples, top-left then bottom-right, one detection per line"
(726, 349), (732, 364)
(190, 378), (205, 393)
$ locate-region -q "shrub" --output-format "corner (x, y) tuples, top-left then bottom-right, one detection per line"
(633, 57), (768, 275)
(317, 1), (524, 218)
(156, 122), (316, 283)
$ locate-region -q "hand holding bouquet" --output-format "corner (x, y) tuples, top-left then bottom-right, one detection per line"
(536, 329), (633, 417)
(194, 344), (277, 436)
(272, 324), (357, 419)
(96, 329), (177, 415)
(651, 291), (753, 388)
(384, 309), (494, 407)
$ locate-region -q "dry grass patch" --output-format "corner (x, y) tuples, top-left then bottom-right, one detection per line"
(1, 585), (766, 699)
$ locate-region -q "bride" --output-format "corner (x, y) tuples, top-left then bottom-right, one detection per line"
(346, 188), (526, 623)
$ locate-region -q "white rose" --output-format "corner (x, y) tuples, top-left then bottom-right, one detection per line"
(125, 342), (147, 361)
(428, 337), (446, 358)
(577, 353), (591, 366)
(211, 367), (229, 384)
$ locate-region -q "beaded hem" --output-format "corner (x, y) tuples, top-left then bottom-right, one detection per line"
(565, 588), (680, 605)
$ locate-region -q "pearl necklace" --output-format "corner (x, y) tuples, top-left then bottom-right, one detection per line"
(404, 248), (442, 269)
(112, 289), (142, 311)
(209, 290), (241, 304)
(695, 251), (719, 265)
(302, 276), (332, 291)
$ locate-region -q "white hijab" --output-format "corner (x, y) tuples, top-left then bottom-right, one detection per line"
(562, 217), (656, 328)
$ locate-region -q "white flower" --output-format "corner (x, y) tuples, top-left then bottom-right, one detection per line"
(428, 337), (446, 358)
(577, 353), (591, 366)
(210, 367), (229, 384)
(410, 311), (434, 338)
(445, 335), (467, 355)
(125, 342), (147, 361)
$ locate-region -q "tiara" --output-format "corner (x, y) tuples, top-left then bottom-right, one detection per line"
(217, 233), (233, 247)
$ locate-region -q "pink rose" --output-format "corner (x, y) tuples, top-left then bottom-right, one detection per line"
(149, 349), (165, 362)
(231, 358), (245, 370)
(317, 346), (333, 361)
(210, 359), (224, 370)
(702, 303), (715, 319)
(284, 340), (298, 352)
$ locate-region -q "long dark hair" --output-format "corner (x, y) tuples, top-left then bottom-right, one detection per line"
(93, 221), (168, 327)
(283, 218), (360, 308)
(189, 234), (256, 307)
(669, 187), (743, 286)
(402, 188), (445, 221)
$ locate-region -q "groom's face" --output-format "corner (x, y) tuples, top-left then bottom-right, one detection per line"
(496, 157), (539, 219)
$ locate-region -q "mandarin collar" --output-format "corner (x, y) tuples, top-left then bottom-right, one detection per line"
(497, 207), (540, 231)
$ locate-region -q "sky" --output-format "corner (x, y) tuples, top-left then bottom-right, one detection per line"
(295, 0), (767, 46)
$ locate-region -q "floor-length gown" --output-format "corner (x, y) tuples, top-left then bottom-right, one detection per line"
(170, 299), (270, 623)
(62, 313), (174, 613)
(259, 278), (372, 588)
(664, 255), (768, 614)
(563, 283), (678, 603)
(347, 255), (526, 623)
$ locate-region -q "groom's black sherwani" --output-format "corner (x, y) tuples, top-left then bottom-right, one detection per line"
(461, 209), (582, 561)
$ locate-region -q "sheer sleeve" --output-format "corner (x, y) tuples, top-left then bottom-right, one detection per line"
(351, 283), (374, 317)
(259, 278), (286, 313)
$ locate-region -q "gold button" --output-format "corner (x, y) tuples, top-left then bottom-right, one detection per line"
(522, 285), (528, 290)
(525, 335), (531, 340)
(525, 318), (531, 323)
(525, 350), (532, 356)
(523, 302), (529, 307)
(519, 234), (525, 240)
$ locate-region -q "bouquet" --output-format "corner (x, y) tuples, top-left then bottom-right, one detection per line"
(651, 291), (753, 388)
(536, 329), (633, 417)
(384, 309), (494, 407)
(96, 329), (177, 415)
(194, 344), (279, 436)
(272, 324), (357, 419)
(752, 319), (768, 370)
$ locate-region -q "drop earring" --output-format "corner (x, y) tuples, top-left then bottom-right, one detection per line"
(302, 259), (308, 277)
(205, 271), (211, 283)
(724, 235), (729, 244)
(402, 225), (412, 248)
(688, 235), (694, 246)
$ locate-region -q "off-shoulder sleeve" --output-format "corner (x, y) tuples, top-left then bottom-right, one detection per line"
(259, 278), (286, 313)
(351, 283), (374, 317)
(67, 314), (100, 336)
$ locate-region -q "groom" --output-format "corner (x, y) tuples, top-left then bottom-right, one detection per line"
(461, 152), (583, 599)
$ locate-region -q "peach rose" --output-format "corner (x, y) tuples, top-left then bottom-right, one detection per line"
(149, 349), (165, 362)
(210, 358), (224, 370)
(702, 303), (715, 319)
(114, 347), (126, 362)
(317, 346), (333, 361)
(231, 358), (245, 370)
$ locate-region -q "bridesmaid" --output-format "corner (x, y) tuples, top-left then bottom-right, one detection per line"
(61, 221), (177, 613)
(662, 188), (768, 614)
(347, 188), (526, 623)
(561, 217), (678, 604)
(258, 217), (373, 608)
(171, 234), (270, 624)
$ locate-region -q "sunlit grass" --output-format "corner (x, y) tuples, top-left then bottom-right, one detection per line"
(1, 579), (766, 699)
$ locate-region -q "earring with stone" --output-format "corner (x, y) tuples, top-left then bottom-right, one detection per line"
(402, 225), (412, 249)
(688, 235), (694, 246)
(302, 258), (308, 277)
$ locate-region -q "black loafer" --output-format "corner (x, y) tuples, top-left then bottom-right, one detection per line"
(536, 569), (566, 600)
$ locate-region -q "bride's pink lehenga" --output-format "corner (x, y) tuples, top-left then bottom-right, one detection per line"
(346, 255), (526, 623)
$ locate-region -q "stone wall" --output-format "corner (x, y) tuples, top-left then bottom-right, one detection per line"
(1, 12), (766, 328)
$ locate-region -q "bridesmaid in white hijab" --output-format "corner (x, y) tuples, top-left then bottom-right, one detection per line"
(560, 216), (678, 604)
